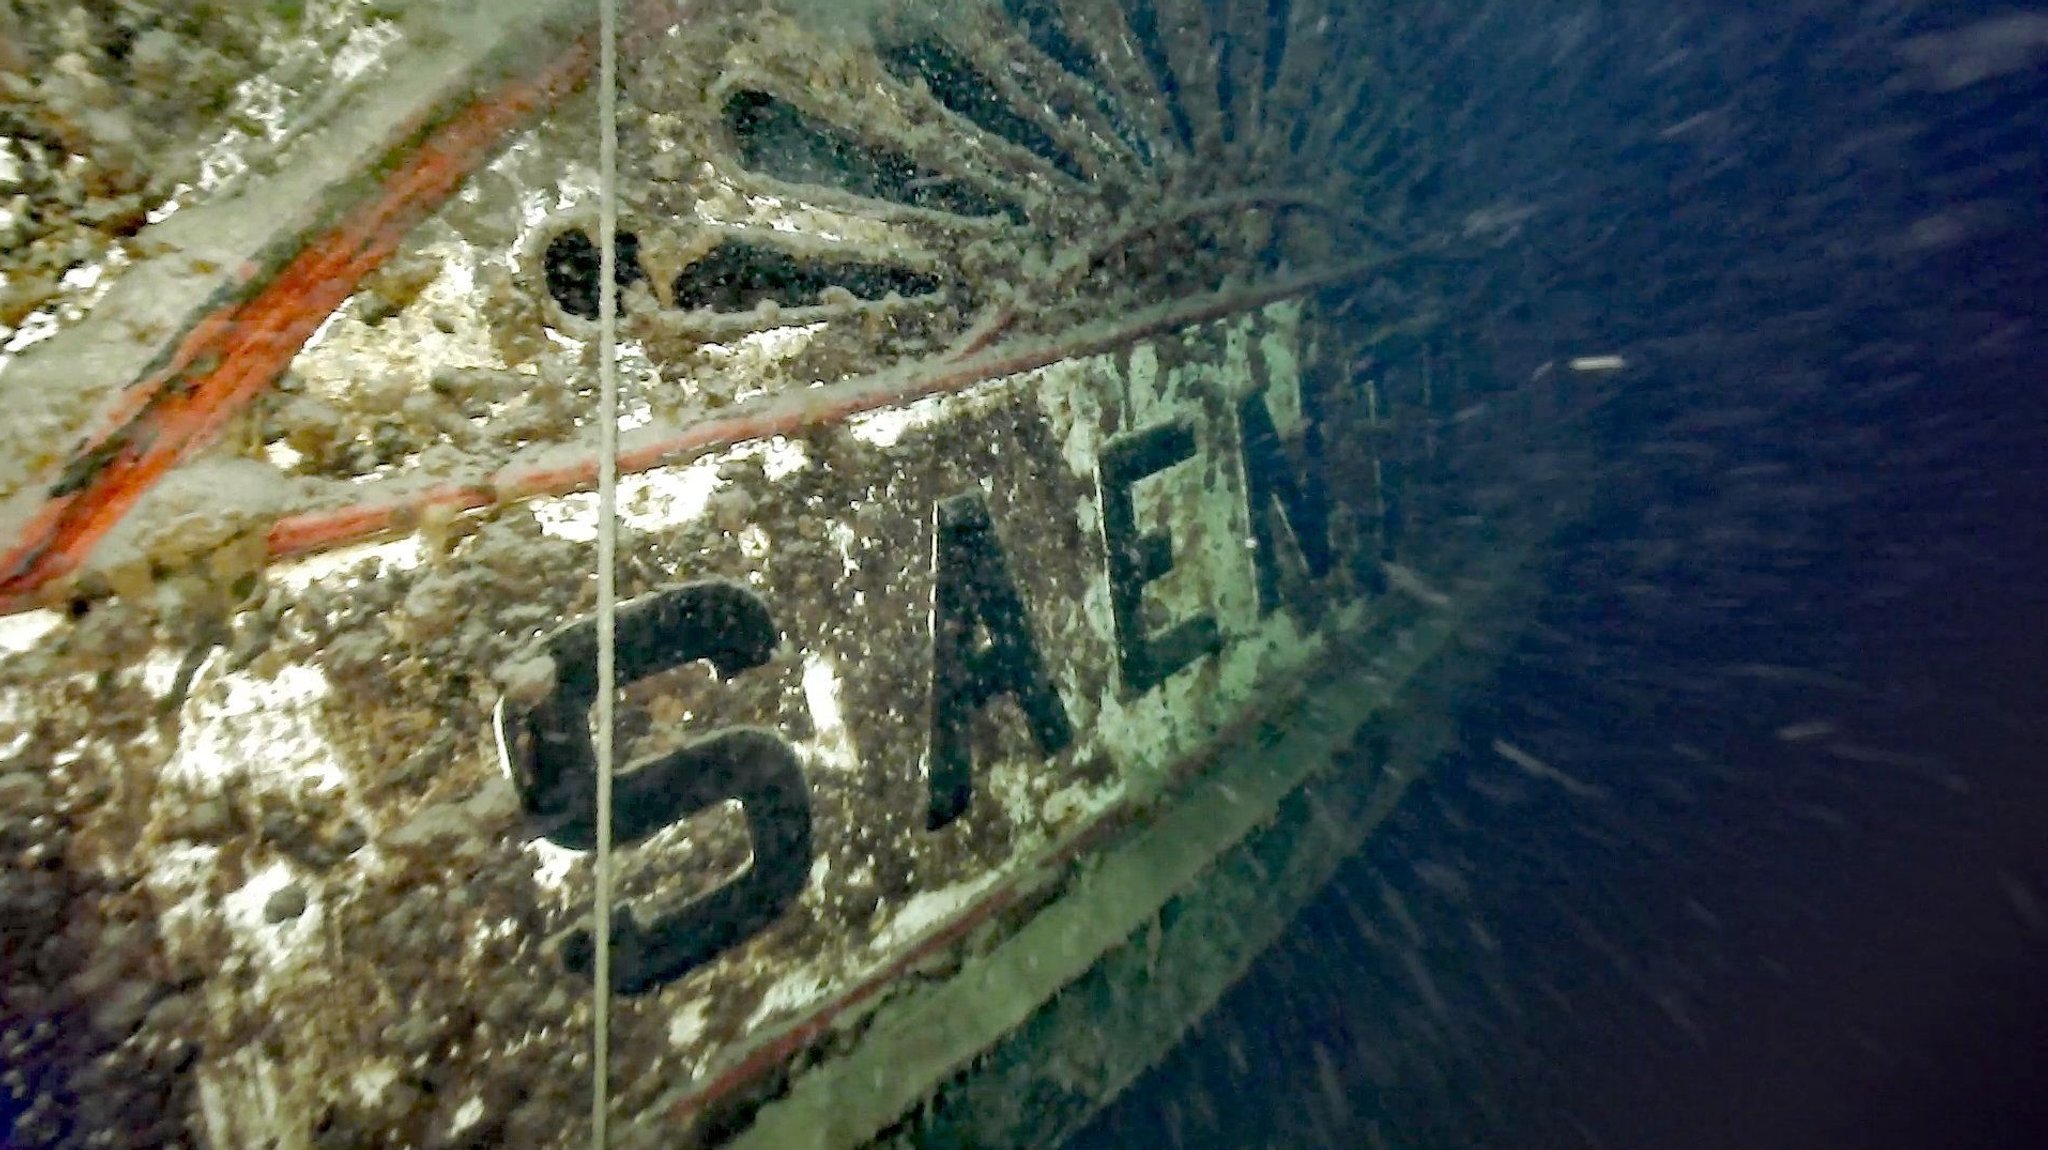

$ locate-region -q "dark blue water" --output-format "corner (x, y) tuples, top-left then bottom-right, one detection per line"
(1079, 2), (2048, 1146)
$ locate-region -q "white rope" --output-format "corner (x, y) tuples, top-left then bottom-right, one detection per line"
(592, 0), (621, 1142)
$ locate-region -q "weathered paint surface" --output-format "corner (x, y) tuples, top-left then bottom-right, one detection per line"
(0, 3), (1449, 1145)
(0, 300), (1405, 1149)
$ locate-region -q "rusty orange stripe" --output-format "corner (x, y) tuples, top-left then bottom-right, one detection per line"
(0, 26), (603, 608)
(0, 258), (1394, 617)
(263, 258), (1394, 563)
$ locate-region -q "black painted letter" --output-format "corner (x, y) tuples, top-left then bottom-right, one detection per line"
(1238, 388), (1334, 616)
(927, 493), (1073, 829)
(496, 581), (810, 996)
(543, 227), (646, 321)
(1099, 420), (1221, 696)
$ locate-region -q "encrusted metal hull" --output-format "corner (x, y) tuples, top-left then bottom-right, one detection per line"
(0, 3), (1595, 1148)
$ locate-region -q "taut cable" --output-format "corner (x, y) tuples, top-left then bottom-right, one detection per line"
(592, 0), (621, 1143)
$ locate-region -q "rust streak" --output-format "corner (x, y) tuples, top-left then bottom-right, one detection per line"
(262, 258), (1402, 566)
(0, 256), (1413, 618)
(0, 23), (604, 608)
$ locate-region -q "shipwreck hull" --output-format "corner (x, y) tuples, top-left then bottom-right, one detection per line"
(0, 2), (1603, 1147)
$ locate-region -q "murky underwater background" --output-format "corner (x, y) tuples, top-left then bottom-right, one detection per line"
(1, 0), (2042, 1147)
(1080, 1), (2047, 1147)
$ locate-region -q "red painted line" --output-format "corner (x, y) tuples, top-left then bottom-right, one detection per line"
(0, 1), (701, 613)
(0, 36), (599, 607)
(0, 257), (1398, 618)
(263, 257), (1398, 565)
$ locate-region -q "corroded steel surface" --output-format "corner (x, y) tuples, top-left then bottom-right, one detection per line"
(0, 3), (1486, 1149)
